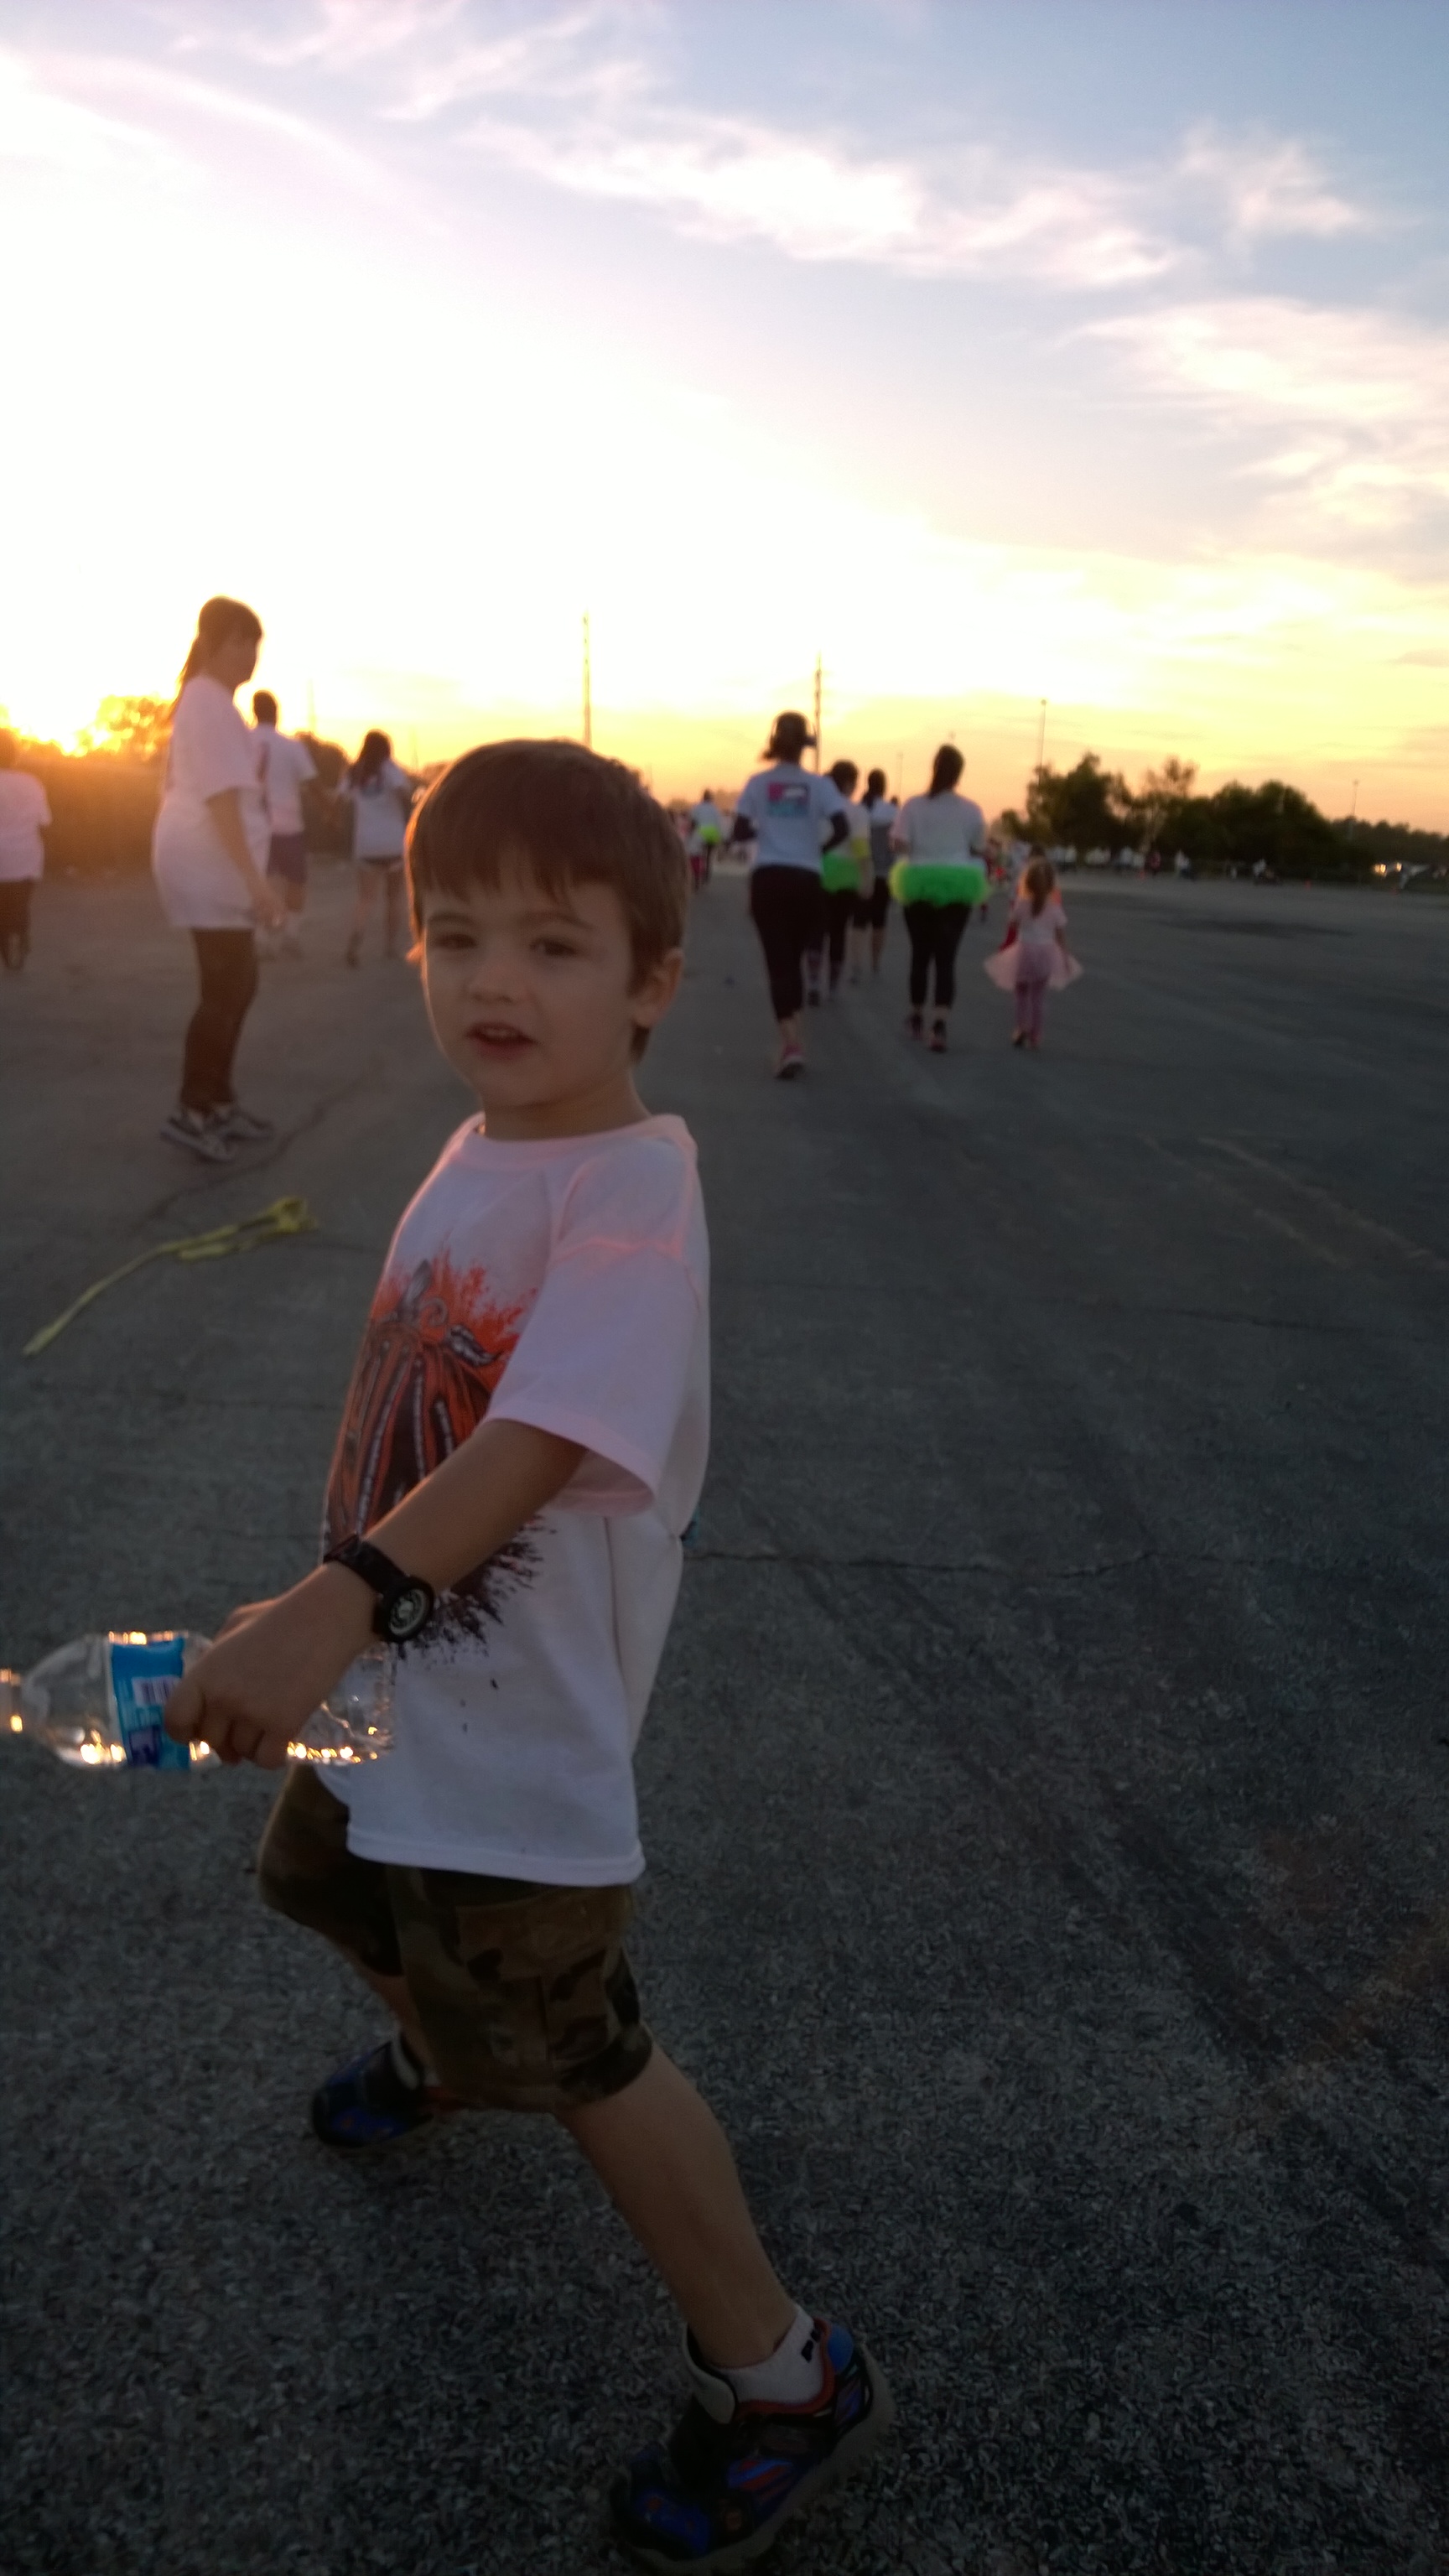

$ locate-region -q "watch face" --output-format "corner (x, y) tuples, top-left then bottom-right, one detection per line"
(387, 1582), (434, 1642)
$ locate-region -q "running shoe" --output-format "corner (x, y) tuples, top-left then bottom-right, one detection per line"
(905, 1010), (922, 1040)
(158, 1108), (234, 1163)
(310, 2037), (460, 2153)
(216, 1104), (276, 1143)
(774, 1044), (806, 1081)
(927, 1023), (948, 1053)
(611, 2319), (893, 2572)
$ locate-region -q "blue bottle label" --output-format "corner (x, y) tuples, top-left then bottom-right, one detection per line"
(108, 1635), (190, 1770)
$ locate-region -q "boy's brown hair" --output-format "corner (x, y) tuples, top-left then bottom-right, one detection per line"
(407, 739), (688, 982)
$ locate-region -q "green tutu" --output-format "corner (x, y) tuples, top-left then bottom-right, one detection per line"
(821, 849), (861, 895)
(890, 859), (988, 909)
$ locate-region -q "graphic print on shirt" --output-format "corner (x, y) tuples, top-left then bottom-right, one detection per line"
(766, 782), (811, 818)
(322, 1251), (536, 1650)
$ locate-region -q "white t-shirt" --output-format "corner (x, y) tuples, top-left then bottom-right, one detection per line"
(863, 797), (898, 876)
(1011, 891), (1067, 953)
(325, 1114), (709, 1884)
(0, 771), (51, 881)
(895, 790), (987, 865)
(735, 763), (847, 874)
(688, 797), (724, 852)
(152, 676), (267, 930)
(253, 726), (317, 838)
(343, 759), (413, 861)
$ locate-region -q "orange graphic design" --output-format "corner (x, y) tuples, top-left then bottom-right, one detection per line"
(324, 1252), (535, 1649)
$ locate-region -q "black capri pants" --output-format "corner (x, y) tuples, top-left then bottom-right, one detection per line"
(903, 901), (971, 1011)
(180, 928), (259, 1114)
(749, 865), (824, 1021)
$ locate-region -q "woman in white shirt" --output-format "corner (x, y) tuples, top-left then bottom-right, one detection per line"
(891, 744), (988, 1053)
(340, 731), (417, 967)
(851, 767), (898, 980)
(0, 729), (52, 972)
(729, 709), (849, 1079)
(152, 596), (284, 1163)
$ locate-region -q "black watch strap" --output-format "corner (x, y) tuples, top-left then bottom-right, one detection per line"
(325, 1536), (437, 1644)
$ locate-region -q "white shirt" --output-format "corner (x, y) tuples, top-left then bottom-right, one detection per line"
(253, 725), (317, 838)
(343, 758), (413, 861)
(688, 797), (724, 852)
(152, 675), (268, 931)
(895, 790), (987, 865)
(0, 770), (51, 881)
(326, 1114), (709, 1884)
(735, 763), (847, 874)
(862, 797), (898, 876)
(1011, 891), (1067, 952)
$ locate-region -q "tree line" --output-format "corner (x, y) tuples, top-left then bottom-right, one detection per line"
(8, 699), (1445, 885)
(1000, 753), (1447, 882)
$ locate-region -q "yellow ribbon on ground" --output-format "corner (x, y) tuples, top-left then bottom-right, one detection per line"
(23, 1197), (318, 1358)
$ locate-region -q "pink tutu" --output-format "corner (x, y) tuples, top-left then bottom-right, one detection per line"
(983, 940), (1083, 994)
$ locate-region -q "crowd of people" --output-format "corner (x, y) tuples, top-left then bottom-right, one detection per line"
(2, 598), (1082, 1161)
(699, 708), (1081, 1078)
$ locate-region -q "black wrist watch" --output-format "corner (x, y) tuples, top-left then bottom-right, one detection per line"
(325, 1536), (437, 1645)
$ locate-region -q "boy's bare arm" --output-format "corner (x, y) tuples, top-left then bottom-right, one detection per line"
(165, 1419), (584, 1769)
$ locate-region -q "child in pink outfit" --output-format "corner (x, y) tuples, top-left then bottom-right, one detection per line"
(984, 851), (1081, 1047)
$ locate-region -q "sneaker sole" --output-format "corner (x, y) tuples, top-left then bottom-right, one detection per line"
(158, 1124), (233, 1163)
(615, 2347), (895, 2575)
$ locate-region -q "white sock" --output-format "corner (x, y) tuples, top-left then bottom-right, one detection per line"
(389, 2031), (432, 2089)
(719, 2306), (825, 2409)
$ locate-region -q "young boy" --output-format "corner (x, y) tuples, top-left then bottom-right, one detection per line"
(166, 740), (891, 2570)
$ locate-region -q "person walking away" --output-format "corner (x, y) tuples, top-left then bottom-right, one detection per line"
(252, 690), (317, 957)
(730, 711), (848, 1078)
(891, 744), (987, 1052)
(850, 767), (897, 981)
(151, 596), (283, 1162)
(687, 789), (724, 892)
(818, 759), (868, 995)
(340, 730), (416, 966)
(164, 740), (892, 2568)
(0, 730), (51, 971)
(984, 849), (1081, 1048)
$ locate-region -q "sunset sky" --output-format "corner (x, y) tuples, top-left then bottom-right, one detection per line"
(4, 1), (1447, 820)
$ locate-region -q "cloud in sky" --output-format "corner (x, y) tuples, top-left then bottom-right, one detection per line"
(3, 3), (1446, 817)
(1096, 300), (1449, 531)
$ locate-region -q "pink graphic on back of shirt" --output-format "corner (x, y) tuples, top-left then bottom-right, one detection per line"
(323, 1252), (536, 1649)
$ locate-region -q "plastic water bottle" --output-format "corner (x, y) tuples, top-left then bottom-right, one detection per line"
(3, 1634), (395, 1769)
(291, 1646), (395, 1765)
(9, 1632), (215, 1769)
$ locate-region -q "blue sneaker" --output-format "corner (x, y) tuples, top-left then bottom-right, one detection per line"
(310, 2037), (459, 2153)
(610, 2318), (893, 2570)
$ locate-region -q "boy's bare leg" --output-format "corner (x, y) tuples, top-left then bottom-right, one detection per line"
(351, 1959), (430, 2064)
(560, 2046), (795, 2370)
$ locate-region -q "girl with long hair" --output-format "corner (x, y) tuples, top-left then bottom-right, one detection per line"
(984, 850), (1081, 1047)
(851, 766), (897, 979)
(819, 756), (866, 997)
(890, 744), (987, 1052)
(340, 730), (418, 967)
(151, 595), (283, 1161)
(730, 710), (849, 1078)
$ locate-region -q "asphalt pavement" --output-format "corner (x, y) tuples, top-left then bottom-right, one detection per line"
(2, 859), (1446, 2576)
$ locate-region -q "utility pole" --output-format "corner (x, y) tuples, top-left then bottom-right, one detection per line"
(307, 678), (316, 737)
(582, 614), (592, 750)
(896, 748), (904, 801)
(1036, 697), (1048, 775)
(1350, 777), (1359, 818)
(812, 653), (823, 771)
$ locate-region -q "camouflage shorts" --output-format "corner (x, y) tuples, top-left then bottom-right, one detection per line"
(256, 1765), (652, 2114)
